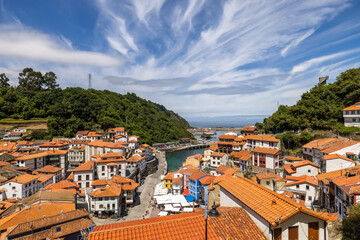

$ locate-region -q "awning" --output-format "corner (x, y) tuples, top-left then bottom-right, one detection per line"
(182, 189), (189, 196)
(172, 207), (181, 212)
(164, 204), (173, 211)
(185, 194), (195, 202)
(183, 207), (193, 212)
(158, 211), (168, 216)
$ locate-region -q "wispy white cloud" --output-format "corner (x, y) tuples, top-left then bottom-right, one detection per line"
(0, 24), (123, 67)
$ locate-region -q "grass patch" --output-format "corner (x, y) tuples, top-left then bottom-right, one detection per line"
(0, 118), (47, 125)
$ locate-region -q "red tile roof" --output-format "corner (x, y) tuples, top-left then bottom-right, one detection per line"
(89, 208), (266, 240)
(252, 147), (281, 155)
(72, 160), (95, 172)
(218, 135), (236, 140)
(323, 154), (355, 163)
(229, 150), (251, 161)
(33, 165), (62, 174)
(316, 165), (360, 185)
(256, 173), (282, 180)
(343, 102), (360, 111)
(242, 125), (257, 132)
(44, 180), (79, 191)
(245, 135), (280, 142)
(284, 156), (303, 161)
(219, 176), (334, 226)
(210, 152), (226, 158)
(284, 175), (318, 187)
(189, 171), (208, 181)
(303, 138), (359, 154)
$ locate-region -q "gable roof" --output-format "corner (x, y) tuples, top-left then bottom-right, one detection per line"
(317, 166), (360, 184)
(303, 138), (359, 154)
(284, 175), (318, 187)
(252, 147), (281, 155)
(323, 154), (356, 163)
(229, 150), (251, 161)
(219, 176), (334, 226)
(33, 165), (62, 174)
(218, 135), (236, 140)
(256, 173), (282, 180)
(343, 102), (360, 111)
(245, 135), (280, 142)
(284, 156), (303, 161)
(210, 152), (226, 158)
(43, 180), (79, 191)
(72, 160), (95, 172)
(89, 207), (266, 240)
(189, 171), (208, 181)
(6, 174), (38, 184)
(242, 125), (257, 132)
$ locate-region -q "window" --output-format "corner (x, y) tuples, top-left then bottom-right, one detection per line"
(55, 227), (62, 233)
(99, 204), (104, 208)
(308, 169), (311, 173)
(78, 183), (82, 188)
(113, 204), (115, 208)
(86, 182), (90, 188)
(86, 175), (90, 180)
(296, 185), (299, 189)
(12, 186), (15, 190)
(306, 185), (310, 190)
(266, 181), (270, 186)
(13, 194), (16, 197)
(102, 166), (105, 171)
(78, 175), (82, 181)
(308, 196), (312, 201)
(353, 118), (356, 122)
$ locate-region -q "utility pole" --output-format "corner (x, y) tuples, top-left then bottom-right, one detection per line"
(88, 73), (92, 89)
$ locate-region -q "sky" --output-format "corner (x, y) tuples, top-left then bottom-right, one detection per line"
(0, 0), (360, 120)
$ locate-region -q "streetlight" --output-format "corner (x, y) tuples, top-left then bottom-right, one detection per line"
(196, 186), (220, 240)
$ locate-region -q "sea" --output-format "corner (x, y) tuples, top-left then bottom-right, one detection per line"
(166, 115), (268, 171)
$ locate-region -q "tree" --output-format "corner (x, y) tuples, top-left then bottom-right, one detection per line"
(0, 73), (10, 88)
(43, 71), (59, 90)
(341, 204), (360, 240)
(18, 68), (44, 91)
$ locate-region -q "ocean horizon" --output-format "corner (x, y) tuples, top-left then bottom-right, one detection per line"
(187, 115), (268, 128)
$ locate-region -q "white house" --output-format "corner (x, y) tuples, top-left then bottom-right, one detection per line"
(68, 160), (96, 190)
(209, 152), (228, 168)
(96, 152), (127, 180)
(172, 172), (184, 195)
(323, 154), (356, 173)
(343, 102), (360, 127)
(128, 136), (139, 150)
(33, 165), (63, 183)
(284, 175), (318, 208)
(283, 160), (319, 177)
(126, 154), (146, 176)
(85, 141), (126, 162)
(219, 175), (336, 240)
(244, 135), (280, 150)
(0, 174), (39, 199)
(229, 150), (251, 171)
(252, 147), (282, 169)
(90, 183), (122, 218)
(16, 152), (47, 170)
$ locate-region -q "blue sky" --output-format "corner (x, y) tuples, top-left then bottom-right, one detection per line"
(1, 0), (360, 119)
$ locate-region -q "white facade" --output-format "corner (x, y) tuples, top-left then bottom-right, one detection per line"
(74, 170), (95, 189)
(90, 196), (120, 215)
(252, 152), (280, 169)
(324, 158), (355, 173)
(17, 157), (44, 170)
(85, 145), (125, 162)
(97, 162), (127, 180)
(210, 154), (229, 168)
(290, 165), (319, 177)
(285, 182), (317, 208)
(245, 139), (280, 150)
(0, 179), (39, 199)
(343, 107), (360, 127)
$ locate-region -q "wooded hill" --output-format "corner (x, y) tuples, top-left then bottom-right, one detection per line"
(261, 67), (360, 133)
(0, 68), (192, 144)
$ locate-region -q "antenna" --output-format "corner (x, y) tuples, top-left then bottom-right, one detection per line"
(88, 74), (92, 89)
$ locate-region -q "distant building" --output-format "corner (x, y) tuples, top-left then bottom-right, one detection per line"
(343, 102), (360, 127)
(241, 125), (258, 136)
(67, 145), (85, 171)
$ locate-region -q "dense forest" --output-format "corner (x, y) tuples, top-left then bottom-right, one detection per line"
(0, 68), (192, 144)
(261, 67), (360, 133)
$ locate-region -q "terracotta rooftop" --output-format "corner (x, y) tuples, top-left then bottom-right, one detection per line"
(34, 165), (62, 174)
(126, 155), (145, 163)
(217, 141), (233, 145)
(210, 152), (226, 158)
(256, 173), (282, 180)
(72, 160), (95, 172)
(245, 134), (280, 142)
(242, 125), (257, 131)
(218, 135), (236, 140)
(172, 177), (182, 185)
(284, 156), (303, 161)
(36, 174), (54, 183)
(316, 165), (360, 184)
(229, 150), (252, 161)
(6, 174), (38, 184)
(0, 202), (75, 232)
(283, 160), (319, 174)
(303, 138), (359, 154)
(252, 147), (281, 155)
(0, 142), (16, 152)
(199, 175), (216, 185)
(87, 141), (125, 149)
(90, 185), (121, 198)
(343, 102), (360, 111)
(219, 176), (334, 226)
(163, 172), (174, 181)
(89, 207), (266, 240)
(323, 154), (355, 163)
(284, 175), (318, 187)
(44, 180), (79, 191)
(189, 171), (208, 181)
(350, 185), (360, 195)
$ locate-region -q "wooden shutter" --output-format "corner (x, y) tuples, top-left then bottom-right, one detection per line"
(288, 226), (299, 240)
(308, 222), (319, 240)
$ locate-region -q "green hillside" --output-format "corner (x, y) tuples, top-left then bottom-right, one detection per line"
(0, 68), (192, 144)
(262, 67), (360, 133)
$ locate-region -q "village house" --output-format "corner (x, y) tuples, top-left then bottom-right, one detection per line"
(217, 134), (236, 153)
(44, 180), (79, 194)
(88, 131), (104, 141)
(316, 166), (360, 212)
(182, 153), (203, 168)
(39, 140), (69, 151)
(244, 135), (280, 150)
(85, 141), (126, 162)
(302, 138), (360, 167)
(95, 152), (127, 180)
(180, 167), (197, 196)
(284, 175), (319, 208)
(3, 132), (23, 140)
(90, 183), (123, 218)
(16, 152), (47, 170)
(252, 147), (282, 169)
(128, 136), (139, 150)
(16, 141), (39, 153)
(126, 154), (146, 178)
(283, 160), (320, 177)
(68, 160), (96, 190)
(75, 130), (90, 140)
(209, 152), (228, 169)
(0, 174), (39, 199)
(1, 209), (93, 240)
(241, 125), (258, 136)
(113, 134), (127, 143)
(188, 171), (208, 199)
(36, 173), (54, 189)
(219, 175), (337, 240)
(332, 174), (360, 218)
(229, 150), (252, 171)
(67, 145), (85, 171)
(111, 175), (138, 207)
(252, 173), (285, 193)
(343, 102), (360, 127)
(284, 156), (303, 164)
(33, 165), (63, 183)
(322, 154), (356, 173)
(0, 142), (16, 153)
